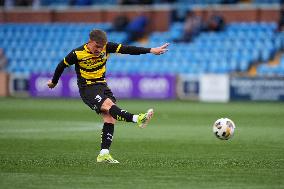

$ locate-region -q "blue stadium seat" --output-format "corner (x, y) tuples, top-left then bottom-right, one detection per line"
(1, 21), (282, 75)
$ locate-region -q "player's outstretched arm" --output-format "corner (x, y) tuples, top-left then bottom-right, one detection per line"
(47, 61), (68, 89)
(150, 43), (170, 55)
(47, 51), (76, 89)
(108, 42), (169, 55)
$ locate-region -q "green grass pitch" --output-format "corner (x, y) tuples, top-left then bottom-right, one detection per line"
(0, 98), (283, 189)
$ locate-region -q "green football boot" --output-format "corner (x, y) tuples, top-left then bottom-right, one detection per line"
(97, 153), (119, 164)
(137, 108), (154, 128)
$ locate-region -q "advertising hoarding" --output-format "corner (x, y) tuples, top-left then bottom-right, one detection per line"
(29, 74), (176, 99)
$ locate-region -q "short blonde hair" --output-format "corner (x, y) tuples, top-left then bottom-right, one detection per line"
(89, 29), (107, 44)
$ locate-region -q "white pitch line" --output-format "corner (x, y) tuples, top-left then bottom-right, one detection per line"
(0, 120), (102, 133)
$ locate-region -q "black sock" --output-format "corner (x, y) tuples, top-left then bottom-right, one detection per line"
(109, 105), (134, 122)
(101, 123), (114, 150)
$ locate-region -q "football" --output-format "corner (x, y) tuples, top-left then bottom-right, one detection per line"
(213, 118), (235, 140)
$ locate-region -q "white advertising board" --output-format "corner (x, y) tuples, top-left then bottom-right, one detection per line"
(200, 74), (229, 102)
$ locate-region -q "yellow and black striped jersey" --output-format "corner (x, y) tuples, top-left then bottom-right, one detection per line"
(52, 42), (150, 87)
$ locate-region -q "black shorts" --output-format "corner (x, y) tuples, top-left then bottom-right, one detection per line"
(79, 83), (116, 114)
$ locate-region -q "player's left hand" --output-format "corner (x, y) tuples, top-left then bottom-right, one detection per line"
(150, 43), (169, 55)
(47, 80), (56, 89)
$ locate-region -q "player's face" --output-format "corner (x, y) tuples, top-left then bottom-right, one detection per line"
(88, 41), (106, 56)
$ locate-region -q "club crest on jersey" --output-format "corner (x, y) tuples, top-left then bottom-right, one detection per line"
(99, 52), (106, 59)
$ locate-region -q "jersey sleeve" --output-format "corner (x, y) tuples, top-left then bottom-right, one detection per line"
(51, 61), (68, 84)
(63, 50), (77, 66)
(106, 42), (122, 53)
(51, 50), (77, 84)
(106, 42), (151, 55)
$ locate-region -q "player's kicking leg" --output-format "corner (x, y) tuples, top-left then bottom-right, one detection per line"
(97, 98), (154, 164)
(136, 108), (154, 128)
(96, 108), (154, 164)
(102, 98), (154, 128)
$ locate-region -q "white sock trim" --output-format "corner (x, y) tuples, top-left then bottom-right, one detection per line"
(132, 115), (139, 123)
(100, 149), (109, 155)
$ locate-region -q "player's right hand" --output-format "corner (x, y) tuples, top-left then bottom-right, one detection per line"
(47, 80), (56, 89)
